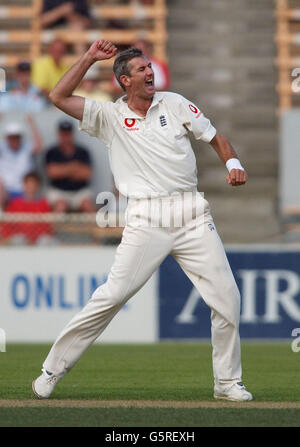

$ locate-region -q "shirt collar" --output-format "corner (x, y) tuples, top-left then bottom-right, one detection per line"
(116, 92), (165, 118)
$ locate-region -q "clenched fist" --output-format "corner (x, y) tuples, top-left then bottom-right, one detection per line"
(87, 40), (118, 62)
(226, 169), (248, 186)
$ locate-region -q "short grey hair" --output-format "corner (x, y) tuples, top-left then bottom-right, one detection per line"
(113, 47), (144, 91)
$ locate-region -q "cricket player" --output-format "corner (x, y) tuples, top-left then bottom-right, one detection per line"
(32, 40), (253, 401)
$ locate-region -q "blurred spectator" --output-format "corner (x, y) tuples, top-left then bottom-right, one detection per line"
(41, 0), (91, 29)
(74, 64), (112, 102)
(41, 1), (91, 53)
(1, 172), (55, 246)
(31, 39), (70, 98)
(111, 40), (170, 95)
(108, 0), (154, 30)
(0, 117), (43, 210)
(0, 62), (47, 113)
(45, 120), (95, 212)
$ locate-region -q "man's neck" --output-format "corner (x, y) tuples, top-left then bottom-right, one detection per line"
(126, 93), (154, 118)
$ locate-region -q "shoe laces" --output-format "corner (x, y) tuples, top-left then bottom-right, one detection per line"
(42, 368), (58, 385)
(46, 375), (58, 385)
(235, 381), (246, 390)
(218, 381), (246, 393)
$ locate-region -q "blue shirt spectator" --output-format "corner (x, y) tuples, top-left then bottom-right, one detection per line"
(0, 62), (46, 113)
(44, 120), (95, 212)
(0, 118), (43, 208)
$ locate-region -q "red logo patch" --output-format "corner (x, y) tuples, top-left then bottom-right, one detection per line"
(189, 104), (198, 114)
(124, 118), (136, 128)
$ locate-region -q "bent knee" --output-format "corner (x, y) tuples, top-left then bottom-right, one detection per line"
(212, 282), (241, 328)
(226, 285), (241, 327)
(91, 282), (128, 308)
(224, 280), (241, 309)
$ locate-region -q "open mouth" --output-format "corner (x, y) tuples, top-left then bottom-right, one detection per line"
(145, 79), (153, 86)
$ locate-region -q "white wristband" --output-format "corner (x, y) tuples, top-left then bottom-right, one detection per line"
(225, 158), (244, 173)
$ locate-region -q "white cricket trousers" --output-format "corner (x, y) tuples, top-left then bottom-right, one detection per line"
(43, 192), (242, 384)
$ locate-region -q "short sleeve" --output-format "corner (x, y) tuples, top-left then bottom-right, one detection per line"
(79, 98), (114, 147)
(45, 147), (57, 164)
(179, 95), (216, 143)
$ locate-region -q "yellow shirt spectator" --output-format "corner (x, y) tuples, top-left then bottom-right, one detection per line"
(31, 55), (69, 94)
(73, 65), (112, 103)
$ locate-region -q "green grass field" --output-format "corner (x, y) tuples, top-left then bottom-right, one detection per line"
(0, 342), (299, 427)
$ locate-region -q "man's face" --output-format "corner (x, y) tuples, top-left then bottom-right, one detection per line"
(50, 40), (66, 62)
(24, 177), (40, 198)
(16, 70), (30, 88)
(58, 129), (74, 150)
(7, 135), (21, 151)
(122, 56), (155, 99)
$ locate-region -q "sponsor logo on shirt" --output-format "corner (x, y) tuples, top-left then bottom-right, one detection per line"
(124, 118), (139, 131)
(160, 115), (167, 127)
(189, 104), (198, 114)
(189, 104), (202, 119)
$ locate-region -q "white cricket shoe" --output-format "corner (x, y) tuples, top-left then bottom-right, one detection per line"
(32, 369), (64, 399)
(214, 381), (253, 402)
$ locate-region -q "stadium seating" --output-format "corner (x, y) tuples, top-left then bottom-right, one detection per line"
(0, 0), (168, 245)
(274, 1), (300, 240)
(275, 0), (300, 109)
(166, 0), (281, 243)
(1, 0), (291, 244)
(0, 0), (168, 85)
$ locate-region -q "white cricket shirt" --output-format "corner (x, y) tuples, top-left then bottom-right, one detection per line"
(79, 91), (216, 198)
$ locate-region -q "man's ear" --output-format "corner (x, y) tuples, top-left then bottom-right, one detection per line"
(120, 74), (130, 89)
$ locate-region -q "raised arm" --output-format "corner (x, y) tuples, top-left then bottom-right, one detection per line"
(41, 2), (74, 28)
(49, 40), (118, 121)
(26, 115), (43, 154)
(210, 133), (248, 187)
